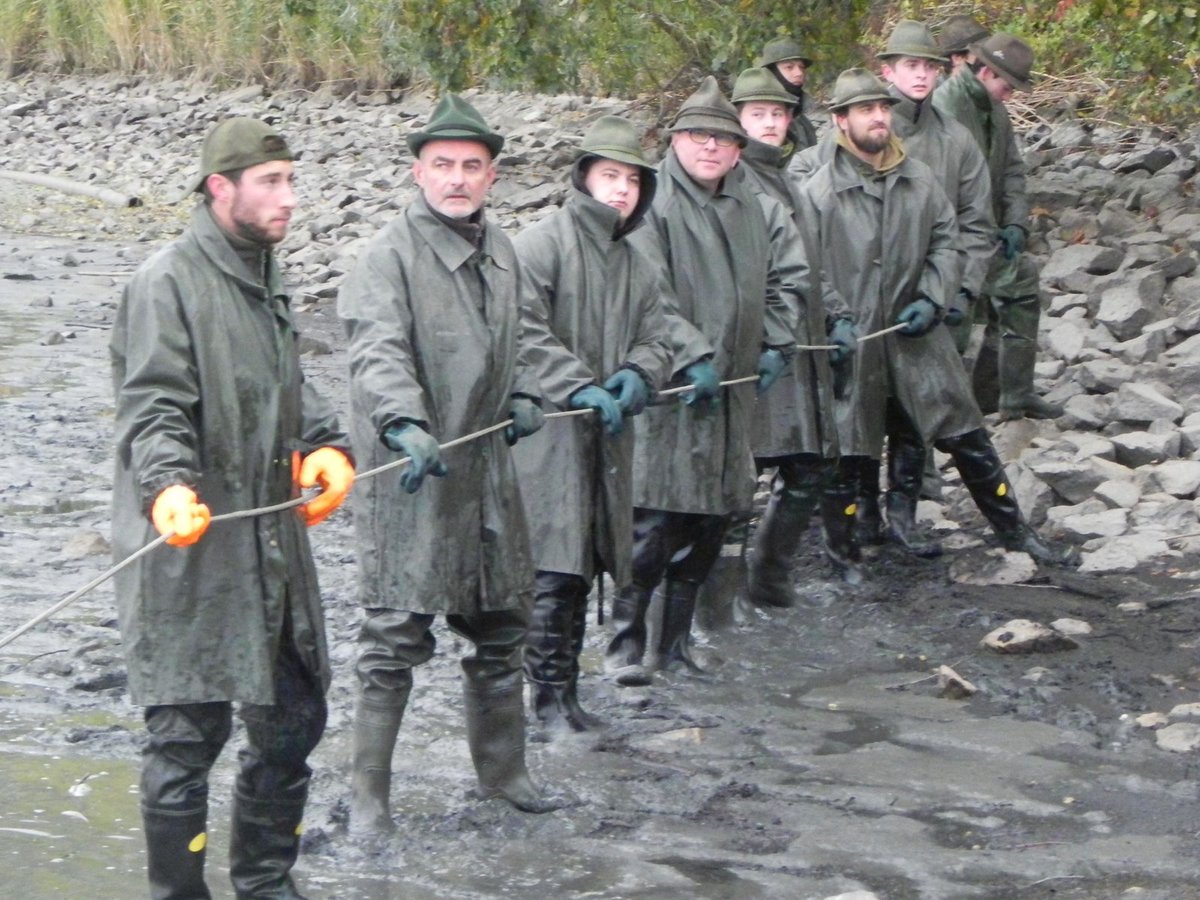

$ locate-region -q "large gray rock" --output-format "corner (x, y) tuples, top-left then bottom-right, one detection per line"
(1075, 358), (1134, 394)
(1057, 508), (1129, 540)
(1110, 430), (1181, 466)
(1094, 271), (1166, 341)
(1095, 479), (1142, 509)
(1078, 535), (1173, 573)
(1041, 243), (1125, 286)
(1044, 319), (1090, 363)
(1147, 460), (1200, 497)
(1130, 494), (1198, 533)
(1110, 382), (1184, 424)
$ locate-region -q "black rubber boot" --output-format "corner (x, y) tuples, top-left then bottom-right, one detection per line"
(348, 688), (407, 836)
(603, 583), (654, 686)
(524, 572), (583, 732)
(971, 337), (1000, 415)
(998, 337), (1064, 421)
(142, 805), (211, 900)
(748, 476), (816, 608)
(650, 579), (706, 675)
(564, 594), (603, 730)
(229, 792), (308, 899)
(885, 436), (943, 558)
(821, 476), (863, 586)
(463, 672), (565, 813)
(938, 428), (1077, 566)
(854, 456), (885, 545)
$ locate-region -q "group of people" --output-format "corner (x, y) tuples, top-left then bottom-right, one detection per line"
(109, 15), (1075, 898)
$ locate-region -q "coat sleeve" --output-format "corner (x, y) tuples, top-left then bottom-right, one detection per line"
(299, 379), (351, 457)
(953, 132), (998, 298)
(630, 220), (714, 375)
(998, 113), (1030, 229)
(918, 181), (962, 311)
(795, 179), (854, 327)
(112, 266), (204, 512)
(512, 224), (596, 406)
(758, 193), (806, 348)
(338, 230), (432, 437)
(621, 249), (675, 390)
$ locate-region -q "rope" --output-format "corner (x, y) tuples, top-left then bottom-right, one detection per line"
(1, 321), (911, 653)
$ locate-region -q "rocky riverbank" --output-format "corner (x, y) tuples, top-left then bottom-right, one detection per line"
(3, 74), (1200, 899)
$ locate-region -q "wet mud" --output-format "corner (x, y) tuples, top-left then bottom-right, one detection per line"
(3, 213), (1200, 898)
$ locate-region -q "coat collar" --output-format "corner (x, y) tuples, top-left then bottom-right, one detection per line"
(190, 203), (284, 299)
(410, 193), (508, 271)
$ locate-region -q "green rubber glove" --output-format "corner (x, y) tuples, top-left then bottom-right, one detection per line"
(504, 395), (545, 446)
(382, 423), (447, 494)
(603, 368), (650, 416)
(998, 224), (1026, 260)
(571, 383), (625, 436)
(756, 348), (787, 395)
(682, 359), (720, 408)
(827, 318), (858, 366)
(895, 297), (940, 337)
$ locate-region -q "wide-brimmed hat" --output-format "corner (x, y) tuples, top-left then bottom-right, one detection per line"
(406, 93), (505, 158)
(972, 33), (1034, 92)
(827, 68), (900, 112)
(758, 36), (813, 68)
(731, 67), (797, 106)
(668, 76), (748, 146)
(877, 19), (948, 63)
(189, 117), (293, 194)
(939, 14), (990, 54)
(578, 115), (652, 168)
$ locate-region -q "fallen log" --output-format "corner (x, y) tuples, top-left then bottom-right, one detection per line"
(0, 170), (141, 207)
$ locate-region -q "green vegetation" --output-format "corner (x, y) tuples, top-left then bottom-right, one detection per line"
(0, 1), (1195, 122)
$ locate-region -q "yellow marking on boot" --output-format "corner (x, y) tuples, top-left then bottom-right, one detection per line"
(187, 832), (207, 853)
(294, 824), (304, 836)
(844, 503), (857, 517)
(996, 483), (1008, 497)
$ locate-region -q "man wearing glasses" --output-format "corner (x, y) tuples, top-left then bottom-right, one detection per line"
(604, 76), (800, 684)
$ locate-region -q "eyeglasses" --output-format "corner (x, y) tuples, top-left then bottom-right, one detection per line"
(684, 129), (740, 148)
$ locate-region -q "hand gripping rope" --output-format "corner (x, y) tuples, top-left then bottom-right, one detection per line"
(0, 322), (908, 652)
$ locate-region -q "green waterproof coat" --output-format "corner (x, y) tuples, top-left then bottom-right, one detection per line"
(339, 196), (542, 615)
(737, 138), (840, 461)
(934, 68), (1030, 233)
(792, 97), (994, 304)
(111, 204), (348, 706)
(630, 149), (800, 516)
(796, 143), (983, 458)
(934, 68), (1039, 298)
(511, 175), (674, 586)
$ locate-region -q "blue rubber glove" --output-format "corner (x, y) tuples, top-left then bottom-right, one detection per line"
(570, 384), (624, 436)
(504, 395), (545, 446)
(603, 368), (650, 416)
(756, 348), (787, 395)
(827, 318), (858, 366)
(682, 359), (720, 408)
(998, 224), (1026, 260)
(382, 423), (447, 494)
(895, 297), (940, 337)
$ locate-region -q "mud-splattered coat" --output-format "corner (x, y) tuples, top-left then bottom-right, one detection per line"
(511, 174), (673, 586)
(795, 142), (983, 457)
(630, 149), (800, 515)
(339, 195), (541, 615)
(737, 138), (840, 461)
(111, 204), (348, 706)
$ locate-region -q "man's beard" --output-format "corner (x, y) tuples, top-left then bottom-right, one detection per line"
(851, 127), (890, 155)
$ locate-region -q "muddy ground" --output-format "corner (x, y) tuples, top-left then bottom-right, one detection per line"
(4, 183), (1200, 900)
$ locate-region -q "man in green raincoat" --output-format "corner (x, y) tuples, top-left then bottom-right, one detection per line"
(339, 95), (562, 834)
(756, 35), (821, 154)
(512, 115), (674, 731)
(111, 117), (355, 898)
(797, 69), (1072, 573)
(730, 66), (858, 597)
(604, 76), (800, 684)
(935, 33), (1064, 422)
